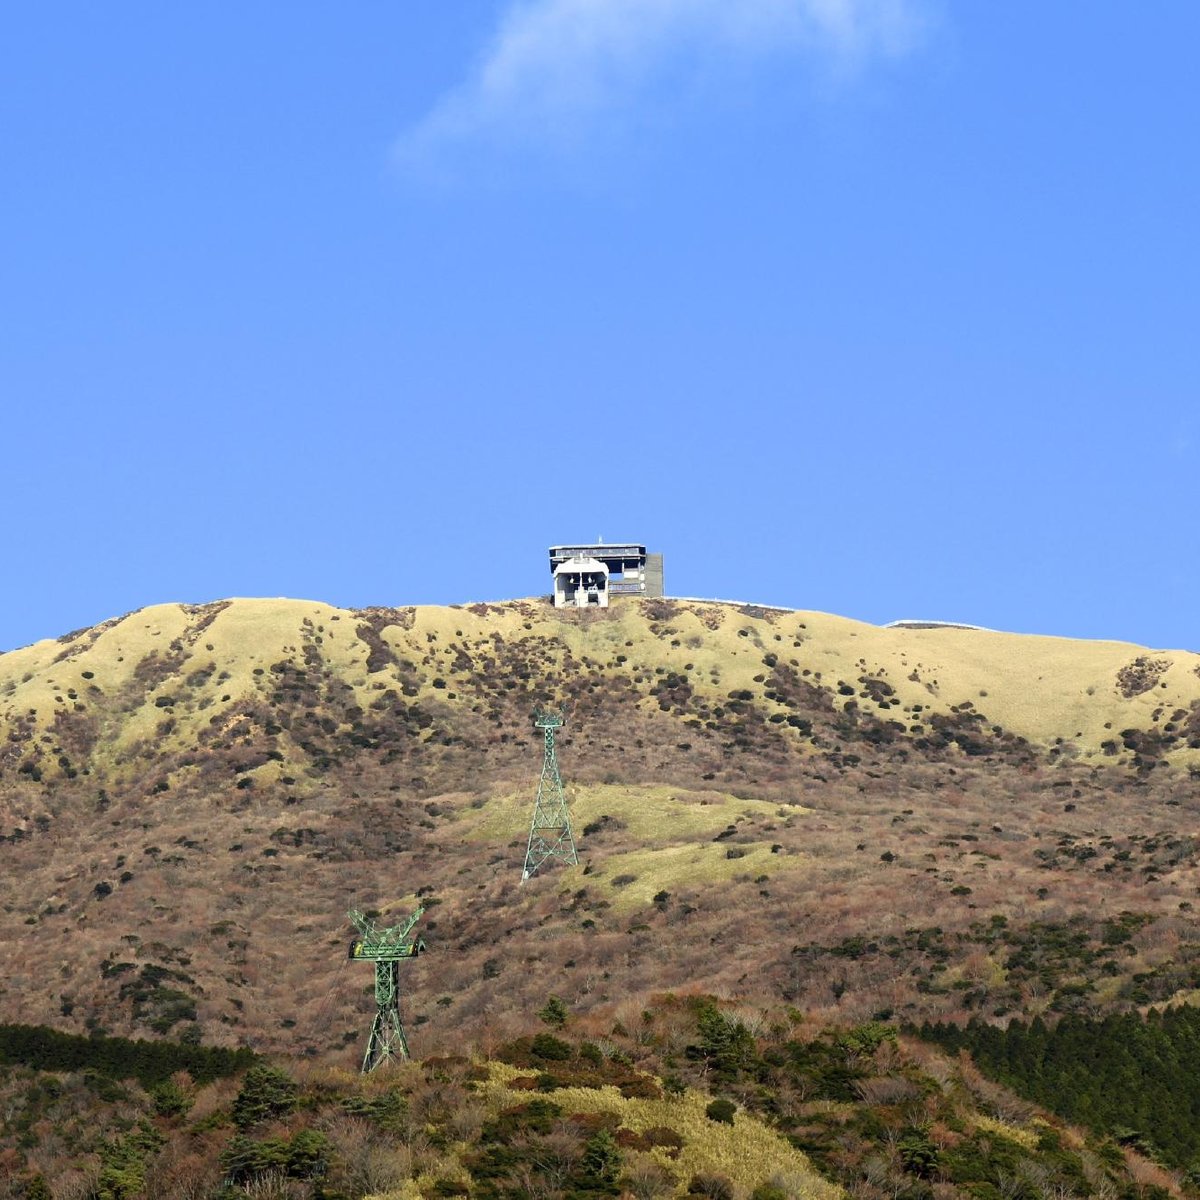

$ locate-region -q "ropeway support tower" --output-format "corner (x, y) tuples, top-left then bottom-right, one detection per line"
(347, 905), (426, 1072)
(522, 709), (578, 882)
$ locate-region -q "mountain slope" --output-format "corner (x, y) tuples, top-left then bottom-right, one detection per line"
(0, 597), (1198, 1056)
(4, 597), (1199, 794)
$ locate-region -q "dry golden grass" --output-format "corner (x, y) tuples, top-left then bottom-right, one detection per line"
(4, 595), (1199, 778)
(463, 783), (799, 845)
(362, 1183), (423, 1200)
(475, 1061), (841, 1200)
(459, 783), (798, 908)
(968, 1112), (1040, 1149)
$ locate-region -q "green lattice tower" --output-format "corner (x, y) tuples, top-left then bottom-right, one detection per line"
(347, 905), (426, 1072)
(522, 708), (578, 882)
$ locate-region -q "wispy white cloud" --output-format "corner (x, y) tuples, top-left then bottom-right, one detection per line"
(399, 0), (930, 162)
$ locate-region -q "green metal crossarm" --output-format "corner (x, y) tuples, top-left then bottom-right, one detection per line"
(349, 938), (425, 961)
(347, 905), (425, 957)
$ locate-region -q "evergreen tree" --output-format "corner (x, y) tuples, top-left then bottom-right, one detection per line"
(581, 1129), (622, 1187)
(537, 995), (569, 1028)
(232, 1064), (298, 1128)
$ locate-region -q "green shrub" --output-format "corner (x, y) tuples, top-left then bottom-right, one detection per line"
(341, 1088), (408, 1131)
(287, 1128), (332, 1178)
(232, 1064), (298, 1128)
(835, 1021), (896, 1056)
(751, 1186), (789, 1200)
(530, 1032), (572, 1061)
(221, 1133), (289, 1183)
(23, 1176), (51, 1200)
(582, 1128), (623, 1185)
(705, 1098), (737, 1125)
(578, 1041), (603, 1066)
(150, 1078), (192, 1118)
(897, 1127), (939, 1178)
(96, 1121), (165, 1200)
(691, 1003), (757, 1079)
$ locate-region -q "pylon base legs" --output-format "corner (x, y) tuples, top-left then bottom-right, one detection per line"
(522, 829), (579, 881)
(361, 1006), (410, 1073)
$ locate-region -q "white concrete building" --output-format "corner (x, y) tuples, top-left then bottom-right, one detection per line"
(553, 556), (610, 608)
(548, 543), (663, 598)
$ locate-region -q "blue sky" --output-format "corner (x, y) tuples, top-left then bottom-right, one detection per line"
(2, 2), (1197, 653)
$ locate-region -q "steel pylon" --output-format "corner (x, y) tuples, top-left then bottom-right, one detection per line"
(348, 906), (425, 1072)
(522, 709), (578, 882)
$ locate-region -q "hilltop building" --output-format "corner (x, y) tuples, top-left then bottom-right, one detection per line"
(549, 542), (663, 608)
(553, 556), (610, 608)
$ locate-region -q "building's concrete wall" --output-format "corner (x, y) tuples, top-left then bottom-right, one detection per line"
(644, 553), (664, 598)
(554, 567), (610, 608)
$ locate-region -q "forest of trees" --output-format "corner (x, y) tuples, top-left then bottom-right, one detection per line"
(919, 1007), (1200, 1173)
(0, 1022), (255, 1087)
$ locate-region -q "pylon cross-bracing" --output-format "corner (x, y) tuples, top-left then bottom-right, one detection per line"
(347, 905), (426, 1072)
(522, 708), (578, 882)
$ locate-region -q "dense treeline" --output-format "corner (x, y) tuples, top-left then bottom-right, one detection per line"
(919, 1007), (1200, 1171)
(0, 998), (1185, 1200)
(0, 1022), (255, 1086)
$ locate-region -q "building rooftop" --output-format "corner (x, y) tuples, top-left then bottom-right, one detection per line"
(553, 556), (609, 576)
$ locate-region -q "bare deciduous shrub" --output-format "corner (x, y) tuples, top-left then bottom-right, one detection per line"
(49, 1168), (99, 1200)
(688, 1172), (735, 1199)
(622, 1152), (678, 1199)
(854, 1075), (922, 1106)
(238, 1172), (305, 1200)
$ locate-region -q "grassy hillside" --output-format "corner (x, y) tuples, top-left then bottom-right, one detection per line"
(4, 596), (1199, 792)
(0, 597), (1198, 1058)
